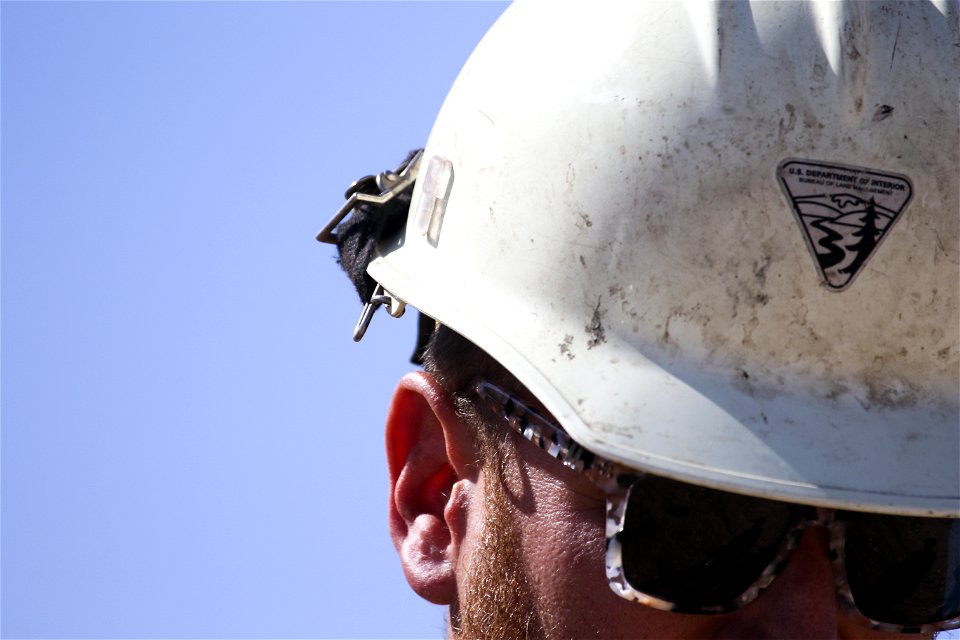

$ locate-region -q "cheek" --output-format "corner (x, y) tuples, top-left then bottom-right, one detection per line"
(514, 498), (617, 630)
(501, 439), (720, 637)
(536, 501), (607, 585)
(513, 490), (720, 639)
(513, 470), (608, 580)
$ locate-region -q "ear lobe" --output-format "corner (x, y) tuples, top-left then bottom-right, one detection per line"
(386, 371), (478, 605)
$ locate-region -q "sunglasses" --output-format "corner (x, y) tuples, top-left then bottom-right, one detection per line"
(472, 380), (960, 635)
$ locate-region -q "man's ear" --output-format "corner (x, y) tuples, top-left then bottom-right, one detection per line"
(386, 371), (479, 605)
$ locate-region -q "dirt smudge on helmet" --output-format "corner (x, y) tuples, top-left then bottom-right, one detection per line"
(586, 297), (607, 349)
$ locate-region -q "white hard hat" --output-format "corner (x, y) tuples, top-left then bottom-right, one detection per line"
(368, 1), (960, 516)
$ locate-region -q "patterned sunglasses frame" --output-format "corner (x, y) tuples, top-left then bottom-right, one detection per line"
(472, 380), (960, 636)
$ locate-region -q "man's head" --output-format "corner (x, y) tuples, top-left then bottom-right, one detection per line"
(323, 1), (959, 637)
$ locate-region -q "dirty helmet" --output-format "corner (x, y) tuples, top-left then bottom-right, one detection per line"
(355, 2), (959, 516)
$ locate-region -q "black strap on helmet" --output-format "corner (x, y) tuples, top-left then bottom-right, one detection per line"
(319, 149), (434, 364)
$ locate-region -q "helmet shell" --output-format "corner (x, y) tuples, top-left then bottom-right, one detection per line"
(369, 1), (960, 515)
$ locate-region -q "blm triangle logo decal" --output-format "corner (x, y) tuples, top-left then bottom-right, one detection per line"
(777, 159), (913, 291)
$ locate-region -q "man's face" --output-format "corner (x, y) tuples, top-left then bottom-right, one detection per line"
(451, 430), (918, 640)
(386, 372), (933, 640)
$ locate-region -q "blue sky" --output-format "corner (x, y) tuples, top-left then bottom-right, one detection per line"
(2, 2), (508, 637)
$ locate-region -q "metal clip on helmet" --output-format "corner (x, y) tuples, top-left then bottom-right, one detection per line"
(367, 2), (960, 516)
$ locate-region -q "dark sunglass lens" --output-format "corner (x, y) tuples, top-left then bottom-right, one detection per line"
(845, 513), (960, 626)
(618, 476), (797, 611)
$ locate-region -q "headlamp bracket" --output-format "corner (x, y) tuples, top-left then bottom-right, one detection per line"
(316, 150), (423, 244)
(318, 150), (422, 343)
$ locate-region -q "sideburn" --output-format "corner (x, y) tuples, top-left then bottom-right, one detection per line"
(450, 433), (548, 640)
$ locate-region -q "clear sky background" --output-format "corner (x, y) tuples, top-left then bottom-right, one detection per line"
(2, 2), (508, 638)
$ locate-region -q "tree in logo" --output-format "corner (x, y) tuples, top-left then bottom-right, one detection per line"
(840, 197), (881, 276)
